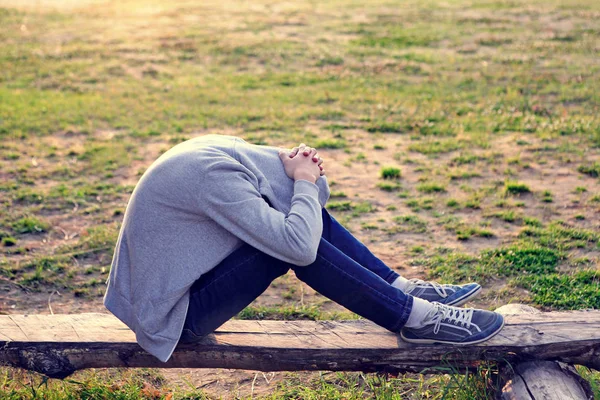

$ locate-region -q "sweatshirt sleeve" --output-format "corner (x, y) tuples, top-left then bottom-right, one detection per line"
(198, 161), (323, 266)
(316, 175), (331, 208)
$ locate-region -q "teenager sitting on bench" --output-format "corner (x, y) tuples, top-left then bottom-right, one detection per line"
(103, 134), (504, 363)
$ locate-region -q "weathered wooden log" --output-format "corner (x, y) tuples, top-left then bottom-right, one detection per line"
(0, 311), (599, 379)
(498, 304), (595, 400)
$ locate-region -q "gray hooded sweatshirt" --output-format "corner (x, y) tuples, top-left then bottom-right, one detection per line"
(103, 134), (330, 362)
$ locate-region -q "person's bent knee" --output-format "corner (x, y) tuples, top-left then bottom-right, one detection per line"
(291, 252), (317, 267)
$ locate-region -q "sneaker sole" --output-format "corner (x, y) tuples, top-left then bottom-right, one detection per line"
(445, 285), (482, 307)
(400, 316), (505, 346)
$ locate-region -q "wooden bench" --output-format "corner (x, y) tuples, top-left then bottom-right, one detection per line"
(0, 305), (598, 399)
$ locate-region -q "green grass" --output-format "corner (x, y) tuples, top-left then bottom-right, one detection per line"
(493, 210), (520, 223)
(265, 363), (502, 400)
(0, 367), (207, 400)
(578, 163), (600, 178)
(418, 252), (483, 283)
(448, 169), (481, 180)
(523, 217), (543, 227)
(539, 190), (553, 202)
(376, 182), (401, 192)
(327, 201), (353, 211)
(451, 154), (483, 165)
(455, 227), (494, 241)
(417, 182), (446, 193)
(406, 197), (435, 211)
(441, 216), (495, 241)
(482, 247), (560, 276)
(57, 226), (118, 256)
(515, 270), (600, 309)
(354, 26), (440, 49)
(422, 244), (561, 284)
(446, 199), (460, 208)
(408, 139), (464, 155)
(2, 236), (17, 246)
(518, 221), (598, 250)
(316, 56), (344, 67)
(367, 122), (409, 134)
(11, 216), (51, 234)
(380, 167), (401, 180)
(390, 215), (428, 233)
(314, 138), (347, 149)
(420, 235), (600, 311)
(326, 201), (375, 217)
(579, 367), (600, 399)
(330, 191), (347, 198)
(237, 305), (324, 321)
(504, 181), (531, 196)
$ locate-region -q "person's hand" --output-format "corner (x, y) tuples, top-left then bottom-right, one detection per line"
(279, 143), (324, 183)
(285, 143), (325, 176)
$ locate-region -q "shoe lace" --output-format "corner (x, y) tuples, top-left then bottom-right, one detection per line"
(424, 303), (474, 334)
(405, 279), (448, 298)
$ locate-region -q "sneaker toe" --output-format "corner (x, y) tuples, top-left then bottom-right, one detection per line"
(463, 311), (504, 343)
(441, 283), (481, 306)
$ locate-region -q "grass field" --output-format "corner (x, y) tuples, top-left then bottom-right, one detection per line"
(1, 0), (599, 398)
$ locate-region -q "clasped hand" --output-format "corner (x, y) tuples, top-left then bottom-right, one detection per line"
(278, 143), (325, 184)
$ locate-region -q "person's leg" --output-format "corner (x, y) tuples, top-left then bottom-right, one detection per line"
(321, 208), (481, 307)
(321, 208), (399, 284)
(181, 238), (417, 341)
(292, 237), (504, 344)
(181, 238), (503, 346)
(180, 243), (290, 342)
(291, 237), (415, 332)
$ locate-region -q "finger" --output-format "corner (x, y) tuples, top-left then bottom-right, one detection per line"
(297, 143), (307, 154)
(306, 148), (318, 158)
(289, 146), (300, 158)
(292, 143), (307, 157)
(302, 146), (313, 156)
(317, 158), (324, 166)
(312, 152), (320, 162)
(278, 150), (289, 162)
(320, 168), (325, 176)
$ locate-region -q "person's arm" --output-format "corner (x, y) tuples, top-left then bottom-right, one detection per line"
(198, 159), (322, 266)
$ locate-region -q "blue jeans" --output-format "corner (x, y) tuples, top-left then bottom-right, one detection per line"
(180, 208), (413, 342)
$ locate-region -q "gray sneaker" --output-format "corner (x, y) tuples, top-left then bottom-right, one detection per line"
(404, 279), (481, 307)
(401, 302), (504, 345)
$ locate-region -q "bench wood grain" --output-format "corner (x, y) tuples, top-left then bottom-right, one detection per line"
(0, 311), (599, 379)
